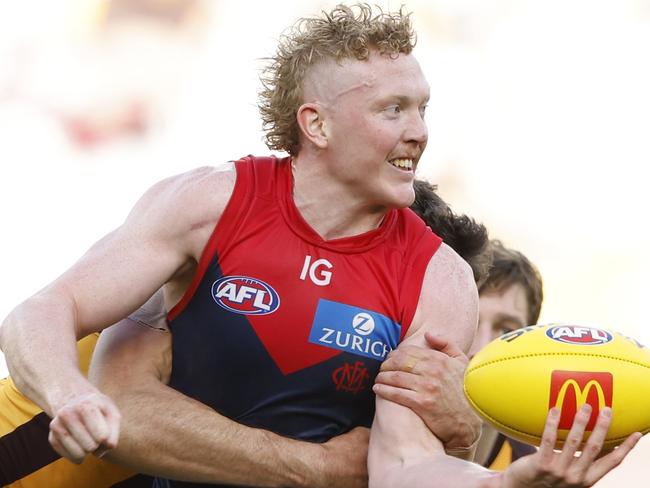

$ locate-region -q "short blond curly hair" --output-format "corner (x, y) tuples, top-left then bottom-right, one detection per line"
(259, 3), (416, 156)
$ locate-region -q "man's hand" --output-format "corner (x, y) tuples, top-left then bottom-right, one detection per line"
(501, 405), (642, 487)
(372, 331), (481, 452)
(48, 388), (121, 463)
(318, 427), (369, 488)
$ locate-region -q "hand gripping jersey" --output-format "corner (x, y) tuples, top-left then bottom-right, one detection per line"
(156, 156), (442, 488)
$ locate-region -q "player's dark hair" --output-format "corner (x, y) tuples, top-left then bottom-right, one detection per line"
(411, 179), (491, 286)
(479, 240), (544, 324)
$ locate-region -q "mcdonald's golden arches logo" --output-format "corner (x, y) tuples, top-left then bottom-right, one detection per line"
(549, 371), (613, 430)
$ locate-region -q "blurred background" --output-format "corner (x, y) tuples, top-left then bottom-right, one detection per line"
(1, 0), (648, 482)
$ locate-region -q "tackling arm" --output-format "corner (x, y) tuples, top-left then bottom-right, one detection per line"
(368, 244), (496, 488)
(90, 317), (369, 488)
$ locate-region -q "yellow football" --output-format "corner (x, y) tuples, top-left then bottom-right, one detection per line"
(464, 324), (650, 449)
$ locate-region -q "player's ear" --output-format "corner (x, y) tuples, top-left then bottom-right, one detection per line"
(296, 103), (328, 149)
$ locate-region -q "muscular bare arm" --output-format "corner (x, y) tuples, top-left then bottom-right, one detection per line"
(0, 166), (234, 461)
(367, 244), (641, 488)
(90, 318), (368, 488)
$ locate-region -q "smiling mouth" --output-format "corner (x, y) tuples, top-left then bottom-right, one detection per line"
(388, 158), (414, 171)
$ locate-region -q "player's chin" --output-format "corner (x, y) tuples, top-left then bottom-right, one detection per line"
(387, 185), (416, 209)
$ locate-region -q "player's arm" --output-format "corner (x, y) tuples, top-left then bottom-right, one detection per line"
(0, 166), (233, 462)
(367, 244), (641, 488)
(90, 316), (368, 488)
(368, 244), (495, 487)
(373, 332), (481, 460)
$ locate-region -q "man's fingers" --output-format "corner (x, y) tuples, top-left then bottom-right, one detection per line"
(374, 371), (422, 391)
(48, 424), (86, 464)
(424, 332), (467, 362)
(585, 432), (642, 485)
(557, 404), (592, 470)
(573, 407), (612, 471)
(372, 383), (419, 410)
(61, 417), (101, 453)
(98, 402), (121, 449)
(380, 348), (426, 373)
(65, 403), (111, 450)
(538, 408), (561, 464)
(48, 391), (121, 462)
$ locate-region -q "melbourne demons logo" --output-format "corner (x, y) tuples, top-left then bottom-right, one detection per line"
(211, 276), (280, 315)
(332, 361), (370, 393)
(546, 326), (613, 345)
(549, 371), (613, 430)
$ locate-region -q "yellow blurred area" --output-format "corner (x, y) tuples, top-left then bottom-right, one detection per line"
(0, 0), (648, 483)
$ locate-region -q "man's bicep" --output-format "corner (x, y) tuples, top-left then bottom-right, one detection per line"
(50, 227), (180, 337)
(49, 166), (234, 337)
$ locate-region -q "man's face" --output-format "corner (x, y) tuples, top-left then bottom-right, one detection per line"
(304, 51), (430, 209)
(469, 283), (530, 358)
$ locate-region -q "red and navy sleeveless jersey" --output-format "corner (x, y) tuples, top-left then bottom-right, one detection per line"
(159, 156), (441, 487)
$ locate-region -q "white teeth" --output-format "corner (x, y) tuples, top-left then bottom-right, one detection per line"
(390, 158), (413, 170)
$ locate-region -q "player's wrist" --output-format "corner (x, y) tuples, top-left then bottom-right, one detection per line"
(46, 377), (100, 416)
(259, 429), (319, 488)
(445, 437), (479, 461)
(444, 411), (482, 452)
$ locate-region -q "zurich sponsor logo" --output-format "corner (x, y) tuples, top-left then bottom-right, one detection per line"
(352, 313), (375, 336)
(546, 325), (612, 345)
(211, 276), (280, 315)
(308, 299), (401, 361)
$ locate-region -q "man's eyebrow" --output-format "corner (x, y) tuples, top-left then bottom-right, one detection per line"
(376, 94), (430, 105)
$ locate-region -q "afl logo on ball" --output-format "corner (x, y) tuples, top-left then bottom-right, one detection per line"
(211, 276), (280, 315)
(546, 325), (613, 345)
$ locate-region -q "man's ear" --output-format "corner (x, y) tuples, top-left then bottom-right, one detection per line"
(296, 103), (328, 149)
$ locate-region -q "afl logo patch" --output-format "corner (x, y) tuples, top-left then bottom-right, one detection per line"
(546, 325), (613, 345)
(211, 276), (280, 315)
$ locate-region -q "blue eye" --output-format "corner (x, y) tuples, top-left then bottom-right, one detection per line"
(419, 105), (428, 117)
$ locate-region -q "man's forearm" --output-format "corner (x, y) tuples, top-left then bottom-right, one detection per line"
(0, 294), (90, 415)
(369, 453), (499, 488)
(91, 319), (366, 488)
(102, 379), (328, 487)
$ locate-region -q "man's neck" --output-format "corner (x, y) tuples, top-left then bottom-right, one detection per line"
(291, 154), (388, 241)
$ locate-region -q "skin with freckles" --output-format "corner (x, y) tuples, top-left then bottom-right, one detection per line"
(294, 51), (430, 231)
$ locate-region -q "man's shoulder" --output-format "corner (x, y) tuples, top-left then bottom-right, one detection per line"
(122, 163), (238, 252)
(147, 163), (236, 217)
(427, 243), (474, 281)
(155, 163), (237, 200)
